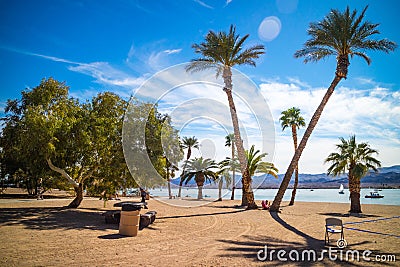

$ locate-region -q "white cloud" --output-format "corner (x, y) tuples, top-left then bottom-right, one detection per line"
(194, 0), (213, 9)
(126, 42), (183, 72)
(259, 78), (400, 173)
(164, 49), (182, 55)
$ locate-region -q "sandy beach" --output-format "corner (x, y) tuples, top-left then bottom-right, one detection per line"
(0, 190), (399, 266)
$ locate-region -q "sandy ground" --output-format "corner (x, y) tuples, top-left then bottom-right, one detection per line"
(0, 190), (399, 266)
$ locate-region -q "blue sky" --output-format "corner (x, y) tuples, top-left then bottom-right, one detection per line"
(1, 0), (399, 174)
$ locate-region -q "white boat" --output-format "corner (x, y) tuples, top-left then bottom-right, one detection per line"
(338, 184), (345, 194)
(365, 191), (384, 198)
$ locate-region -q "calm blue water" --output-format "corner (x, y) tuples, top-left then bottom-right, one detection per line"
(149, 188), (400, 206)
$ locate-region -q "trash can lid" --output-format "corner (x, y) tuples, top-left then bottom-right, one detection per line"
(121, 203), (144, 211)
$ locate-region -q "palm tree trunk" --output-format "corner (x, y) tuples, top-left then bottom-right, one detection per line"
(197, 174), (204, 200)
(167, 170), (172, 199)
(349, 173), (362, 213)
(178, 150), (191, 198)
(270, 75), (343, 212)
(289, 125), (298, 206)
(197, 185), (203, 199)
(230, 144), (236, 200)
(218, 178), (223, 201)
(223, 67), (257, 209)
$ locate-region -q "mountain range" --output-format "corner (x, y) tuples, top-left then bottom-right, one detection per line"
(172, 165), (400, 189)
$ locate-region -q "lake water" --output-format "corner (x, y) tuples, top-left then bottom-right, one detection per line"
(149, 188), (400, 206)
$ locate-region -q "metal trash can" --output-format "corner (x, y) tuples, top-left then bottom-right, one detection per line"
(119, 203), (142, 236)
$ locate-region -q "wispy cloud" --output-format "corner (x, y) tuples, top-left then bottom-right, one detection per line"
(194, 0), (213, 9)
(126, 42), (183, 72)
(164, 49), (182, 55)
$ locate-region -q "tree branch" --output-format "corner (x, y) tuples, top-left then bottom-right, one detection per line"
(46, 158), (79, 187)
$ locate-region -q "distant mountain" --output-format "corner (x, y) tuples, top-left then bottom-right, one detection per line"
(169, 165), (400, 189)
(254, 165), (400, 189)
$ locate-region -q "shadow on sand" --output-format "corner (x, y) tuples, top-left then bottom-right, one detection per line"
(216, 211), (398, 266)
(0, 207), (117, 232)
(158, 209), (247, 220)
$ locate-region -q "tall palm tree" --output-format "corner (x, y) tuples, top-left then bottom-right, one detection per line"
(325, 135), (381, 213)
(270, 6), (397, 212)
(225, 133), (236, 200)
(279, 107), (306, 206)
(178, 136), (199, 197)
(182, 157), (218, 199)
(186, 25), (265, 209)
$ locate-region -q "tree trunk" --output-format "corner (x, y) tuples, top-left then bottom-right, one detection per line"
(270, 75), (343, 212)
(218, 178), (223, 201)
(289, 168), (299, 206)
(167, 178), (172, 199)
(197, 185), (203, 199)
(289, 125), (298, 206)
(178, 152), (190, 198)
(223, 66), (257, 209)
(68, 183), (83, 208)
(349, 173), (362, 213)
(46, 158), (83, 208)
(230, 143), (236, 200)
(178, 180), (183, 198)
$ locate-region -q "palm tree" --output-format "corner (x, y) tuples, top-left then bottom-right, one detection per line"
(220, 145), (278, 199)
(182, 157), (218, 199)
(279, 107), (306, 206)
(186, 25), (265, 209)
(225, 133), (236, 200)
(325, 135), (381, 213)
(178, 136), (199, 198)
(245, 145), (278, 179)
(270, 6), (397, 212)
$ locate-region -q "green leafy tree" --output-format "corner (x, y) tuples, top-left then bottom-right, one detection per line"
(178, 136), (199, 197)
(1, 78), (137, 207)
(182, 157), (218, 199)
(186, 25), (265, 209)
(1, 78), (72, 195)
(279, 107), (306, 206)
(325, 135), (381, 213)
(271, 6), (397, 212)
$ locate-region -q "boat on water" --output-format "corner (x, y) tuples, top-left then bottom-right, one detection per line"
(365, 191), (384, 198)
(338, 184), (345, 194)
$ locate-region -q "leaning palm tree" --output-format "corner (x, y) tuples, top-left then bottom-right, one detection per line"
(178, 136), (199, 197)
(225, 133), (236, 200)
(182, 157), (219, 199)
(325, 135), (381, 213)
(279, 107), (306, 206)
(270, 6), (397, 212)
(186, 25), (265, 209)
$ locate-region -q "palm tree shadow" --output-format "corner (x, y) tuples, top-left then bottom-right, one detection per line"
(318, 212), (381, 218)
(159, 209), (246, 220)
(269, 211), (324, 250)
